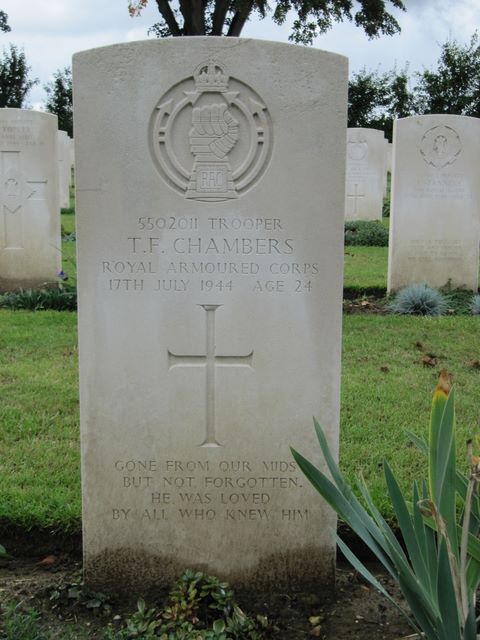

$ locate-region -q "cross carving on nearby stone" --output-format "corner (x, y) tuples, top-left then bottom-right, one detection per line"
(346, 180), (365, 216)
(1, 151), (46, 249)
(168, 304), (253, 447)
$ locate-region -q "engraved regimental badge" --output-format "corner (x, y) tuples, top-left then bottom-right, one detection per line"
(347, 132), (368, 161)
(149, 60), (273, 202)
(420, 125), (461, 168)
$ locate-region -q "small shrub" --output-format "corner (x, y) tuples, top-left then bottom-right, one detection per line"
(387, 283), (448, 316)
(344, 220), (389, 247)
(0, 284), (77, 311)
(119, 570), (263, 639)
(470, 293), (480, 315)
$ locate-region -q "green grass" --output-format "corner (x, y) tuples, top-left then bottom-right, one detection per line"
(1, 310), (480, 531)
(0, 311), (80, 531)
(343, 246), (388, 290)
(341, 314), (480, 518)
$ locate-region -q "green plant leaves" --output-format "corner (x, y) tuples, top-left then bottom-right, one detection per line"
(293, 373), (479, 640)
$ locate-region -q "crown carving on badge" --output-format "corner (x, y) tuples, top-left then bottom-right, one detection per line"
(194, 59), (229, 93)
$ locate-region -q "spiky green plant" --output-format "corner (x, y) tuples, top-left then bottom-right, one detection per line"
(387, 283), (448, 316)
(291, 371), (480, 640)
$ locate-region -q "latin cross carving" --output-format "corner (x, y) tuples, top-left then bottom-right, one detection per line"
(168, 304), (253, 447)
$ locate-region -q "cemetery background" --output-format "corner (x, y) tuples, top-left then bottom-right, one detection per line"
(1, 5), (480, 640)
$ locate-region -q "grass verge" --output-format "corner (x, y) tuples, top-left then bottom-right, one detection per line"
(1, 311), (480, 531)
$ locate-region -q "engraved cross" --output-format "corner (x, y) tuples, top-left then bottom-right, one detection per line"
(1, 151), (46, 249)
(346, 180), (365, 216)
(168, 304), (253, 448)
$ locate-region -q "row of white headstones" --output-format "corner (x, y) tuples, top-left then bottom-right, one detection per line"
(0, 110), (477, 294)
(0, 109), (73, 290)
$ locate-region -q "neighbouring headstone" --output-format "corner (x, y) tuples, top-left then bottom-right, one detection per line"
(383, 139), (392, 197)
(74, 38), (347, 593)
(345, 128), (385, 220)
(0, 109), (61, 291)
(57, 130), (70, 209)
(388, 115), (480, 292)
(68, 136), (75, 187)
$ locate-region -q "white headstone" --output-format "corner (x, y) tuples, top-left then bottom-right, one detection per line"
(345, 128), (385, 220)
(388, 115), (480, 292)
(382, 138), (389, 197)
(57, 130), (70, 209)
(0, 109), (61, 291)
(68, 136), (74, 187)
(74, 38), (347, 593)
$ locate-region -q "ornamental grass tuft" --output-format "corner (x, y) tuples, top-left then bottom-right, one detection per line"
(470, 294), (480, 316)
(387, 283), (448, 316)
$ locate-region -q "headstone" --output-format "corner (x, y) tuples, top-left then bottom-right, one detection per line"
(57, 130), (70, 209)
(345, 128), (385, 220)
(388, 115), (480, 292)
(0, 108), (61, 291)
(383, 139), (391, 197)
(73, 38), (347, 593)
(68, 136), (75, 187)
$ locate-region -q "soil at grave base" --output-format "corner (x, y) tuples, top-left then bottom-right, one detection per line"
(0, 555), (415, 640)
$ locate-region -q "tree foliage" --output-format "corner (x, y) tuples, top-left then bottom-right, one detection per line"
(348, 66), (414, 140)
(0, 44), (37, 108)
(128, 0), (405, 45)
(44, 67), (73, 137)
(415, 32), (480, 118)
(347, 33), (480, 139)
(0, 11), (10, 33)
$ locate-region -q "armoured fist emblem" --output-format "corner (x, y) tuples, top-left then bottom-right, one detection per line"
(189, 103), (239, 159)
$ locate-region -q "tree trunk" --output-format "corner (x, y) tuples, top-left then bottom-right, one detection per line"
(227, 1), (254, 37)
(211, 0), (231, 35)
(154, 0), (182, 35)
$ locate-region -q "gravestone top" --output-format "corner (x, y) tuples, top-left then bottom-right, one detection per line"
(388, 114), (480, 292)
(74, 37), (347, 593)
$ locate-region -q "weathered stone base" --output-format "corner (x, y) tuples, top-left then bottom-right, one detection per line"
(84, 545), (336, 596)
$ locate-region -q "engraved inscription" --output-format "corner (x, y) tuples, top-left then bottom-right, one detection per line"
(168, 305), (253, 447)
(0, 123), (38, 147)
(111, 459), (307, 524)
(99, 214), (321, 295)
(149, 60), (273, 201)
(408, 174), (469, 200)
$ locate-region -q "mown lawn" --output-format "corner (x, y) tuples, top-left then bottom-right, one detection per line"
(1, 308), (479, 531)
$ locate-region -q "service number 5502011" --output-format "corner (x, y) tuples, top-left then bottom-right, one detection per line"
(138, 217), (199, 230)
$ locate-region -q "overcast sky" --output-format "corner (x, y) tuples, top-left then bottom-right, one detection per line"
(1, 0), (479, 108)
